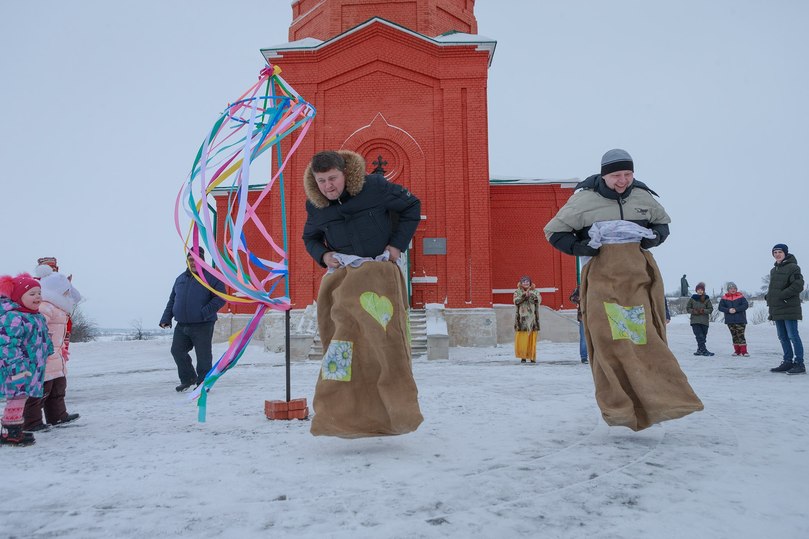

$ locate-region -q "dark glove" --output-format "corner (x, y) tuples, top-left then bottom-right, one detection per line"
(640, 233), (660, 249)
(571, 240), (600, 257)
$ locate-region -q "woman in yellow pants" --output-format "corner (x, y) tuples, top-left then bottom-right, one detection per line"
(513, 276), (541, 363)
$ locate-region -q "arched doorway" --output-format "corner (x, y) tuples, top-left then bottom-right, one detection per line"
(341, 113), (426, 306)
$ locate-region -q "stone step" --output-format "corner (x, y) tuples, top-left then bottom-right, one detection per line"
(308, 309), (428, 360)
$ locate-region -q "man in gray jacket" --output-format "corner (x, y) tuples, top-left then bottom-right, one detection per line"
(544, 149), (670, 256)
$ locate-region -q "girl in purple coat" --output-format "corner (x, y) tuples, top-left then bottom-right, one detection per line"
(0, 274), (53, 446)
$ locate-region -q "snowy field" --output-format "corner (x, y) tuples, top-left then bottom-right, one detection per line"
(3, 315), (809, 538)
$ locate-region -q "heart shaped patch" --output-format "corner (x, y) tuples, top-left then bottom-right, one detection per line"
(360, 291), (394, 330)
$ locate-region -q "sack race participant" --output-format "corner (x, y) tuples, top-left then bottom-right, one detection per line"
(580, 222), (703, 431)
(544, 149), (702, 431)
(312, 255), (422, 437)
(302, 150), (423, 437)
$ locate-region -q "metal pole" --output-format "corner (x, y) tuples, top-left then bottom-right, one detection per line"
(285, 309), (291, 402)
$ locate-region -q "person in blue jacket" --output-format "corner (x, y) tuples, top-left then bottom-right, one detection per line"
(160, 247), (226, 391)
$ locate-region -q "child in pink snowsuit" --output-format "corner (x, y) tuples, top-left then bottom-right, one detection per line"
(0, 274), (53, 446)
(23, 263), (82, 430)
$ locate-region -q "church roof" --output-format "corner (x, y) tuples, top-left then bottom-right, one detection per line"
(490, 176), (579, 187)
(261, 17), (496, 66)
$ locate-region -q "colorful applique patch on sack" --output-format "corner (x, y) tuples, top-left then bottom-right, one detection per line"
(360, 291), (393, 330)
(321, 340), (353, 381)
(603, 302), (647, 345)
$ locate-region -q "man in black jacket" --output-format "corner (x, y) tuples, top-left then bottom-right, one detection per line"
(302, 150), (420, 268)
(302, 150), (424, 437)
(160, 247), (226, 391)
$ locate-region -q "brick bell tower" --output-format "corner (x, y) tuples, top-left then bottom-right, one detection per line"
(220, 0), (498, 345)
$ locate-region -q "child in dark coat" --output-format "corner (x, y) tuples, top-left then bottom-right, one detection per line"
(686, 282), (715, 356)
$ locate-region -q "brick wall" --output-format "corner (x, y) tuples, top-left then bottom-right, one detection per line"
(214, 8), (578, 315)
(249, 20), (492, 310)
(290, 0), (477, 41)
(490, 184), (578, 310)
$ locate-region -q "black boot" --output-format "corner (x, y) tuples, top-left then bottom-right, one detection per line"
(24, 423), (51, 433)
(176, 381), (194, 392)
(787, 363), (806, 375)
(771, 361), (794, 373)
(1, 424), (35, 446)
(50, 413), (80, 426)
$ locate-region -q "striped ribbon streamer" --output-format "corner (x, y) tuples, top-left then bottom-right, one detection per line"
(175, 64), (316, 421)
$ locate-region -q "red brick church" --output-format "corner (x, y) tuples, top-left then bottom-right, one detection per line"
(214, 0), (577, 345)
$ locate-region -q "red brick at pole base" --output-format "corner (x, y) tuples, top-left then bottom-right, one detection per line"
(265, 398), (309, 421)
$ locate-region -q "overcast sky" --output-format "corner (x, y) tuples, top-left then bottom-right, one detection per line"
(2, 1), (807, 327)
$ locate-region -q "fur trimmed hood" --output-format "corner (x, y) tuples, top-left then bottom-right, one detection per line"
(303, 150), (368, 209)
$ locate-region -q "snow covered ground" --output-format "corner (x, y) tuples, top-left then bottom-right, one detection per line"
(4, 315), (809, 538)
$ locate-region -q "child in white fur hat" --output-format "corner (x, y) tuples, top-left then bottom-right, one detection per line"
(23, 261), (82, 431)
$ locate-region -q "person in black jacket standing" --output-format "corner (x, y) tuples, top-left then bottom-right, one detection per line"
(767, 244), (805, 375)
(160, 247), (226, 391)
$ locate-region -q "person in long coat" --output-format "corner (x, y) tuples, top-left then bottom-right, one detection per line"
(680, 274), (689, 297)
(513, 276), (541, 363)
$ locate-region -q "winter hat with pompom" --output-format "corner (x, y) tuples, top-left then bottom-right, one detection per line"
(34, 264), (54, 279)
(0, 273), (41, 306)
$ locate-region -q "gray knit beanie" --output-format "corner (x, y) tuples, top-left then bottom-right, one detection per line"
(601, 149), (634, 176)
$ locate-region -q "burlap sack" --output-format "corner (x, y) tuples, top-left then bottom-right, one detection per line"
(310, 261), (423, 437)
(581, 243), (703, 431)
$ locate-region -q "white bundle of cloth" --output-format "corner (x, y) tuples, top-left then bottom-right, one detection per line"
(327, 250), (403, 273)
(580, 220), (657, 266)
